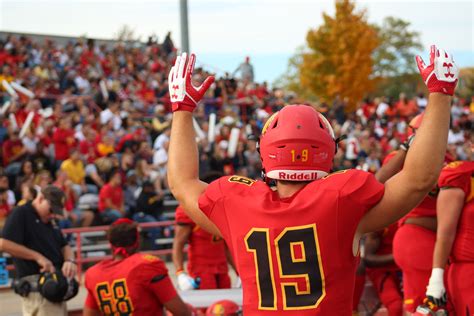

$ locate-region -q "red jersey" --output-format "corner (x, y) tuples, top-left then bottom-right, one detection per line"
(438, 161), (474, 262)
(84, 253), (177, 315)
(175, 206), (228, 274)
(198, 170), (384, 315)
(98, 183), (124, 212)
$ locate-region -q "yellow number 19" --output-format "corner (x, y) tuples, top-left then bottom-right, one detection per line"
(291, 149), (309, 162)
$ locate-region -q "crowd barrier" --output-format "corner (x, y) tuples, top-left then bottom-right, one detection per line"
(4, 221), (176, 280)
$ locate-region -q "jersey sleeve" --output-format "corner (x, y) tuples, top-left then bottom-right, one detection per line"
(335, 170), (385, 256)
(137, 255), (178, 304)
(198, 176), (231, 238)
(175, 206), (194, 225)
(438, 161), (473, 196)
(198, 177), (225, 219)
(340, 170), (385, 209)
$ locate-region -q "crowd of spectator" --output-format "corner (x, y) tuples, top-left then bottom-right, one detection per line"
(0, 33), (472, 242)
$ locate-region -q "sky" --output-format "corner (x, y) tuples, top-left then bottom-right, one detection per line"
(0, 0), (473, 83)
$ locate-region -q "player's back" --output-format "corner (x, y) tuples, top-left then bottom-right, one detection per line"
(85, 253), (173, 316)
(199, 170), (384, 315)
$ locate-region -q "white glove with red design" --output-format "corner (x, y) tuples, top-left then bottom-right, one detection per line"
(416, 45), (458, 96)
(168, 52), (215, 112)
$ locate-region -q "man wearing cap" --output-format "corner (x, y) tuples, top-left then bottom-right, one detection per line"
(0, 185), (76, 315)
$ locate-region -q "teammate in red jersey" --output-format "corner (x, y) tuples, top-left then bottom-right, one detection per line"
(166, 47), (457, 314)
(421, 161), (474, 315)
(83, 219), (190, 316)
(364, 224), (403, 316)
(172, 172), (231, 291)
(375, 112), (453, 313)
(173, 204), (231, 290)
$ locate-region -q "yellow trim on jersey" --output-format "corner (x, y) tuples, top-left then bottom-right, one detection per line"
(111, 278), (134, 314)
(444, 161), (463, 169)
(322, 169), (348, 179)
(228, 175), (256, 186)
(94, 278), (134, 315)
(289, 241), (306, 263)
(274, 224), (326, 310)
(244, 228), (277, 311)
(95, 281), (113, 314)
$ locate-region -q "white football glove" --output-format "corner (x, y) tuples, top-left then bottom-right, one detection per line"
(177, 271), (199, 291)
(426, 268), (446, 306)
(416, 45), (458, 96)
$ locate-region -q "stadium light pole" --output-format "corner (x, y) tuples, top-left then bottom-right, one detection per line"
(179, 0), (190, 53)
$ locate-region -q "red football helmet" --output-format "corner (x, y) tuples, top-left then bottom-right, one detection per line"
(259, 105), (336, 181)
(206, 300), (240, 315)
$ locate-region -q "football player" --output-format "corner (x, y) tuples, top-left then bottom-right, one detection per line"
(363, 224), (403, 316)
(83, 219), (191, 316)
(377, 113), (453, 313)
(422, 161), (474, 314)
(172, 172), (232, 291)
(166, 46), (458, 314)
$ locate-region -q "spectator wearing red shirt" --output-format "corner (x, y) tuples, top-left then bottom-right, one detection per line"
(52, 116), (76, 166)
(2, 128), (26, 176)
(98, 169), (124, 223)
(79, 127), (98, 164)
(395, 93), (418, 118)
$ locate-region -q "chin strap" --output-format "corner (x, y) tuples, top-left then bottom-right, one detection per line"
(335, 134), (347, 153)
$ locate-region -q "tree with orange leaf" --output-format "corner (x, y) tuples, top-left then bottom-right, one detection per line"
(300, 0), (378, 111)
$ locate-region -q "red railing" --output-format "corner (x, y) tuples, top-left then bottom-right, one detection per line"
(5, 221), (176, 281)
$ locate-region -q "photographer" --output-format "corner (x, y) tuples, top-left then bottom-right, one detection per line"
(0, 185), (77, 316)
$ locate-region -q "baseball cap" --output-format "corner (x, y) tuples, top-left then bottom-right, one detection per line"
(41, 186), (66, 215)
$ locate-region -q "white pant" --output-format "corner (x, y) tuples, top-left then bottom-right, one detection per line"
(21, 292), (67, 316)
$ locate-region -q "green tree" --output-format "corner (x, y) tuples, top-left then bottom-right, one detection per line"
(373, 17), (423, 77)
(372, 17), (423, 98)
(458, 67), (474, 98)
(299, 0), (379, 111)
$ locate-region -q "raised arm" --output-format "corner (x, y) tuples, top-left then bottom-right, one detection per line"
(358, 46), (458, 233)
(167, 53), (221, 236)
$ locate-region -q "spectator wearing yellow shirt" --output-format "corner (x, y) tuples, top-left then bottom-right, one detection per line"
(60, 149), (98, 197)
(97, 134), (115, 157)
(0, 65), (14, 91)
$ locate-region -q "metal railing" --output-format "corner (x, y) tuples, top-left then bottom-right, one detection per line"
(4, 221), (176, 280)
